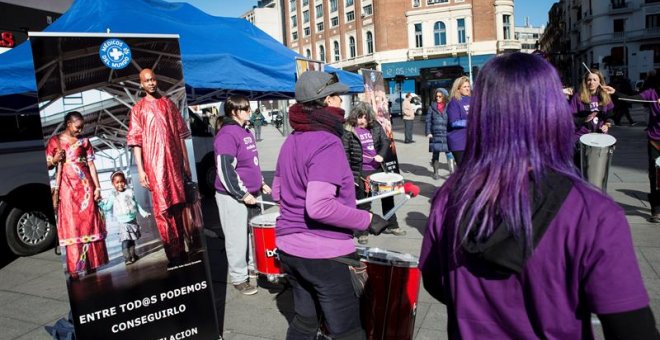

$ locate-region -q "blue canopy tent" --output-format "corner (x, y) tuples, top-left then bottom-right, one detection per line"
(0, 0), (364, 105)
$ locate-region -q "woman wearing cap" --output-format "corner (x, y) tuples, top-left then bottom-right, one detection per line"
(447, 76), (471, 165)
(420, 52), (657, 339)
(425, 88), (450, 180)
(273, 71), (390, 339)
(214, 95), (271, 296)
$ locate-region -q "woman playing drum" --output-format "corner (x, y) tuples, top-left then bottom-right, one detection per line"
(419, 53), (657, 339)
(569, 69), (614, 137)
(272, 71), (390, 339)
(342, 102), (404, 244)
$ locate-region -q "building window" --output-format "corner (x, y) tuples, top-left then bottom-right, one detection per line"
(614, 18), (625, 35)
(434, 21), (446, 46)
(334, 41), (340, 61)
(414, 23), (423, 48)
(306, 48), (311, 58)
(457, 18), (466, 43)
(303, 10), (309, 23)
(292, 31), (298, 40)
(413, 0), (421, 7)
(346, 0), (354, 6)
(304, 27), (310, 36)
(316, 4), (323, 18)
(317, 22), (324, 31)
(647, 14), (660, 29)
(319, 45), (325, 62)
(347, 11), (355, 22)
(366, 31), (374, 53)
(427, 0), (448, 4)
(291, 15), (297, 27)
(303, 0), (308, 5)
(330, 0), (338, 12)
(290, 0), (296, 12)
(503, 15), (511, 40)
(331, 16), (339, 26)
(349, 36), (356, 57)
(363, 4), (373, 16)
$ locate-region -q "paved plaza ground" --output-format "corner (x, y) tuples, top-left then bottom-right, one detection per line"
(1, 108), (659, 339)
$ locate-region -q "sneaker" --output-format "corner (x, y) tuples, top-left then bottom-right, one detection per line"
(383, 227), (407, 236)
(233, 281), (258, 295)
(649, 213), (660, 223)
(358, 235), (369, 244)
(248, 269), (258, 279)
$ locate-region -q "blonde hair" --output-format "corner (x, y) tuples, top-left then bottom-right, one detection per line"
(579, 69), (612, 107)
(450, 76), (471, 101)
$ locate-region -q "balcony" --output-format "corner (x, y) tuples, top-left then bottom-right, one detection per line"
(609, 1), (634, 14)
(407, 43), (468, 59)
(497, 40), (522, 51)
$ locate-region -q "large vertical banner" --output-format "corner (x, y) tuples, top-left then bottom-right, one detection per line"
(361, 69), (400, 173)
(29, 33), (219, 339)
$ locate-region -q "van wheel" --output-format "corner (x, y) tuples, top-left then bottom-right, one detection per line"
(197, 158), (216, 197)
(415, 108), (423, 116)
(5, 206), (56, 256)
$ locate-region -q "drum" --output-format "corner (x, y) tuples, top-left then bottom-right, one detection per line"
(357, 246), (420, 340)
(579, 133), (616, 191)
(368, 173), (404, 196)
(249, 212), (284, 279)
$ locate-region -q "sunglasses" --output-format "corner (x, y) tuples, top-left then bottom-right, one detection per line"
(316, 72), (340, 94)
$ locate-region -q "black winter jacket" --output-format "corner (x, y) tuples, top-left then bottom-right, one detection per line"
(341, 122), (390, 182)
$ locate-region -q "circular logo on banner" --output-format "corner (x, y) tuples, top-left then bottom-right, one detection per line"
(99, 38), (132, 70)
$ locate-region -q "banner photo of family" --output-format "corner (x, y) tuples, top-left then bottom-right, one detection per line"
(29, 32), (219, 339)
(360, 69), (400, 173)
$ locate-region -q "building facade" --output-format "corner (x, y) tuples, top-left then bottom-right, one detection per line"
(516, 20), (544, 53)
(241, 0), (285, 44)
(283, 0), (520, 104)
(541, 0), (660, 86)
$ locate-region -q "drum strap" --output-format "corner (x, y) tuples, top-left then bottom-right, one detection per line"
(332, 253), (368, 298)
(459, 171), (574, 275)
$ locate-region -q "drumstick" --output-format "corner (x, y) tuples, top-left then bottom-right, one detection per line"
(255, 200), (278, 206)
(382, 183), (420, 220)
(356, 187), (405, 206)
(617, 97), (658, 104)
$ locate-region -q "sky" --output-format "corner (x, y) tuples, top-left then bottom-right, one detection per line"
(166, 0), (557, 28)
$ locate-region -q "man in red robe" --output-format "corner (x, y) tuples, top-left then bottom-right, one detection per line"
(127, 68), (192, 266)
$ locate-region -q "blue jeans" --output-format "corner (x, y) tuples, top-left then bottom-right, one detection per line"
(279, 251), (365, 340)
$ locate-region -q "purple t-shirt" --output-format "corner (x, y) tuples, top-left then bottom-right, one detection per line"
(447, 96), (470, 152)
(213, 124), (263, 195)
(639, 88), (660, 141)
(419, 181), (649, 339)
(275, 131), (360, 239)
(569, 94), (614, 138)
(355, 127), (378, 171)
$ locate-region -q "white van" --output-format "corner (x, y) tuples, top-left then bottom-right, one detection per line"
(388, 93), (423, 116)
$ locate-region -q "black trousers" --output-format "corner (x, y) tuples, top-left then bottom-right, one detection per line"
(279, 251), (365, 340)
(403, 119), (414, 142)
(648, 140), (660, 214)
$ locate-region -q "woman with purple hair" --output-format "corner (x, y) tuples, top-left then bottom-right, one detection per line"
(419, 53), (657, 339)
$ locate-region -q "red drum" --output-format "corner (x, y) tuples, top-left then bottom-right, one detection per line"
(249, 212), (284, 278)
(357, 246), (420, 340)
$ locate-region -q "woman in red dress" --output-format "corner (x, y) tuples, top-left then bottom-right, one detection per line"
(47, 111), (108, 278)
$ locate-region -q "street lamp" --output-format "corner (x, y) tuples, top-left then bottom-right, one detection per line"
(467, 35), (473, 84)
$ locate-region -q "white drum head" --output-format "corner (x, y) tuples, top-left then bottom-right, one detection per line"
(579, 133), (616, 148)
(369, 172), (403, 184)
(356, 246), (418, 267)
(250, 212), (280, 227)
